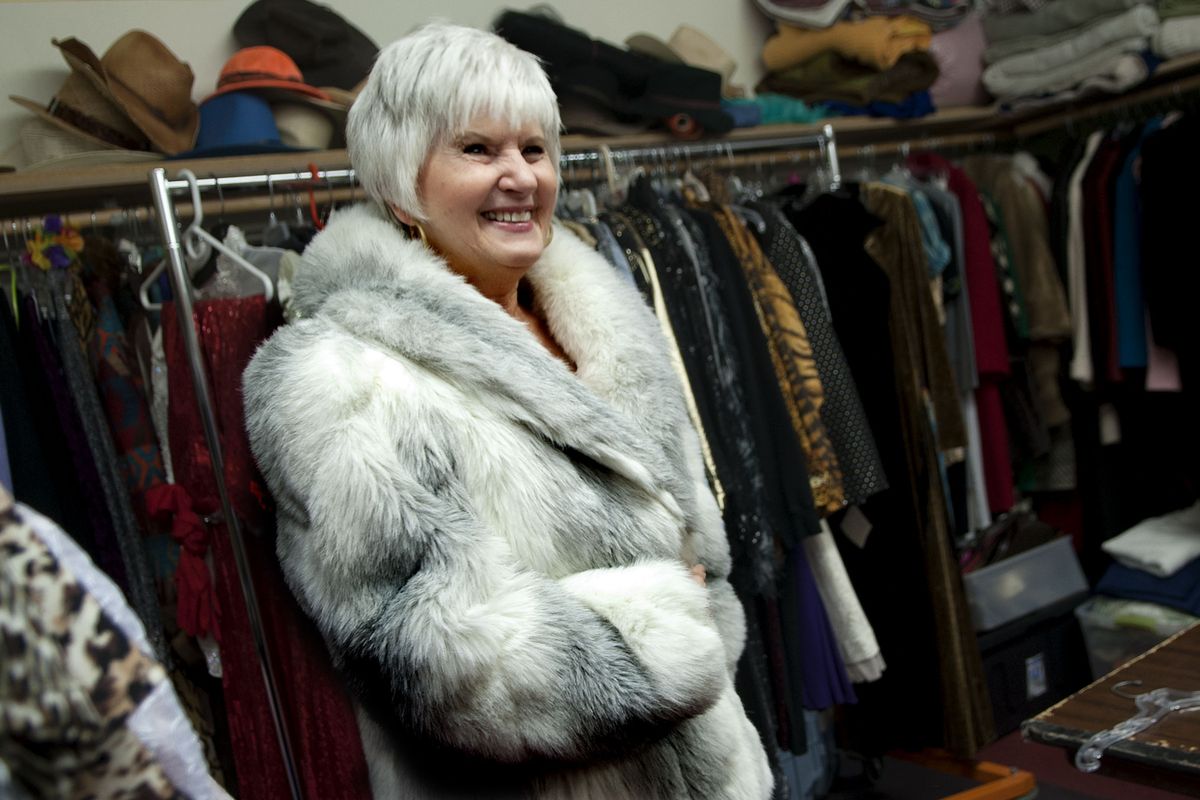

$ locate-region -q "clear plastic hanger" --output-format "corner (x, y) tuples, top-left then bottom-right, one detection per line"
(1075, 680), (1200, 773)
(139, 170), (274, 311)
(262, 174), (291, 247)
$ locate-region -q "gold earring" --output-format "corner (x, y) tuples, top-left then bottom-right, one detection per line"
(544, 224), (554, 247)
(413, 223), (430, 247)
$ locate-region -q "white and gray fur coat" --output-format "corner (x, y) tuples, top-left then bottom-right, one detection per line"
(243, 203), (772, 799)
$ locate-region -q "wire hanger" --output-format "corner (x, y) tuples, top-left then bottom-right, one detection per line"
(139, 170), (274, 311)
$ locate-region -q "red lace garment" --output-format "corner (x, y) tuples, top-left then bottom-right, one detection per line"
(164, 295), (370, 800)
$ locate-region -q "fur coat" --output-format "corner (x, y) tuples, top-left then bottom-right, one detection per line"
(243, 204), (772, 799)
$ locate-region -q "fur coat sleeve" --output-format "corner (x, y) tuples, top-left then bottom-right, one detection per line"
(243, 205), (749, 767)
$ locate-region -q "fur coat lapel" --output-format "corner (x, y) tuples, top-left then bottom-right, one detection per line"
(294, 203), (696, 517)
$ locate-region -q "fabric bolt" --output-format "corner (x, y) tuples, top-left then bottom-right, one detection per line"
(763, 16), (933, 73)
(982, 0), (1148, 43)
(928, 11), (991, 108)
(1102, 500), (1200, 578)
(759, 50), (940, 106)
(751, 201), (889, 506)
(712, 204), (846, 516)
(984, 35), (1153, 100)
(860, 183), (995, 755)
(804, 522), (885, 682)
(1112, 118), (1161, 369)
(163, 296), (371, 800)
(0, 489), (187, 800)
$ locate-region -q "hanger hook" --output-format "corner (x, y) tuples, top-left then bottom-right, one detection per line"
(268, 174), (278, 217)
(211, 173), (225, 220)
(1111, 680), (1144, 700)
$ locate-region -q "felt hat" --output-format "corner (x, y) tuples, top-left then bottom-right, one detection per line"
(272, 101), (335, 149)
(206, 46), (332, 103)
(233, 0), (378, 91)
(9, 70), (152, 152)
(51, 31), (198, 154)
(172, 91), (307, 159)
(626, 25), (740, 96)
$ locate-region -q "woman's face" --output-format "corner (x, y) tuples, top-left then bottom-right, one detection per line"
(404, 115), (557, 287)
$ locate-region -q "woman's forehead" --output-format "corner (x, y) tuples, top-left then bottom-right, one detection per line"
(453, 114), (545, 140)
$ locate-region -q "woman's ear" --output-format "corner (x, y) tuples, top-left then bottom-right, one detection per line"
(387, 202), (417, 227)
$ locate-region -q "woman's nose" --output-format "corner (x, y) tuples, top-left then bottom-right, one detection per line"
(497, 150), (538, 193)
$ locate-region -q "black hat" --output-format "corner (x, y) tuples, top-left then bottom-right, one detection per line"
(233, 0), (378, 90)
(493, 9), (732, 138)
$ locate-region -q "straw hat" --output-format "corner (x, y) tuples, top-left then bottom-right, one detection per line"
(51, 31), (199, 154)
(9, 70), (153, 152)
(0, 117), (161, 171)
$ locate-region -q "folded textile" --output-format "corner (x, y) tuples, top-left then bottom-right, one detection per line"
(725, 92), (832, 124)
(760, 50), (939, 105)
(983, 0), (1147, 43)
(860, 0), (972, 32)
(984, 5), (1158, 79)
(755, 0), (854, 30)
(986, 3), (1157, 60)
(1000, 52), (1151, 109)
(764, 16), (932, 72)
(1154, 15), (1200, 57)
(1159, 0), (1200, 19)
(984, 35), (1150, 99)
(1096, 554), (1200, 616)
(824, 90), (936, 117)
(1102, 501), (1200, 578)
(929, 12), (991, 107)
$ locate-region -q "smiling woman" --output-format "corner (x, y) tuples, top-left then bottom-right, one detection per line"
(242, 21), (772, 800)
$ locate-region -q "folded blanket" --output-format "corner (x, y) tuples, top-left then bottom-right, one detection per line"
(1159, 0), (1200, 19)
(983, 0), (1147, 43)
(1096, 554), (1200, 617)
(984, 5), (1158, 78)
(760, 50), (939, 105)
(1154, 15), (1200, 57)
(1102, 501), (1200, 578)
(985, 35), (1150, 98)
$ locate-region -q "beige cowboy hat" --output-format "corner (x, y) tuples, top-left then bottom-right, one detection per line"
(36, 31), (197, 154)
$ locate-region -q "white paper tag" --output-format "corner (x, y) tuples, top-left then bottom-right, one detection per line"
(839, 505), (873, 549)
(1025, 652), (1047, 700)
(1099, 403), (1122, 446)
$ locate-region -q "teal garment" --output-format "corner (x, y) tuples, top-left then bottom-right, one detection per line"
(724, 93), (831, 126)
(1113, 116), (1163, 369)
(882, 173), (953, 277)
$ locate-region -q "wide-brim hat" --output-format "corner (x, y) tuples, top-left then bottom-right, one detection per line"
(52, 31), (198, 154)
(9, 70), (153, 153)
(233, 0), (378, 91)
(626, 25), (740, 96)
(626, 65), (734, 136)
(0, 116), (161, 171)
(205, 46), (332, 104)
(172, 91), (308, 159)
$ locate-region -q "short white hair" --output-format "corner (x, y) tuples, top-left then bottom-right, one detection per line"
(347, 22), (562, 221)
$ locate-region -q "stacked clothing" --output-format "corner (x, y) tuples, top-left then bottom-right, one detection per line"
(758, 16), (942, 117)
(1153, 0), (1200, 58)
(981, 0), (1160, 107)
(756, 0), (972, 32)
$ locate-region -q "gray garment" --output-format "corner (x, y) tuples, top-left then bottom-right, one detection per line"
(589, 219), (638, 285)
(982, 0), (1147, 43)
(917, 181), (979, 394)
(986, 2), (1155, 61)
(753, 201), (888, 506)
(47, 271), (166, 660)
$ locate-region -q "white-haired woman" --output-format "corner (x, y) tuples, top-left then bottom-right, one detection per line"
(244, 22), (772, 799)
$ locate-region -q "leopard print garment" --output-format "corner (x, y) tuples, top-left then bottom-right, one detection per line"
(0, 489), (183, 799)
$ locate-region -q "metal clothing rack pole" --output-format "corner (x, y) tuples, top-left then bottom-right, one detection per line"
(561, 123), (842, 189)
(147, 167), (304, 800)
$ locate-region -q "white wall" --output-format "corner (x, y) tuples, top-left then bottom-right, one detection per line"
(0, 0), (773, 153)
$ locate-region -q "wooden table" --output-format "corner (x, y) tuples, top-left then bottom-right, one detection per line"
(1023, 622), (1200, 796)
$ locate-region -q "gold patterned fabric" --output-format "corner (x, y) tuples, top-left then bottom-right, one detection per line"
(863, 183), (994, 756)
(710, 204), (846, 517)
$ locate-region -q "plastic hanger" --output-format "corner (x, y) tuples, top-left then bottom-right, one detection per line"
(139, 170), (274, 311)
(1075, 680), (1200, 773)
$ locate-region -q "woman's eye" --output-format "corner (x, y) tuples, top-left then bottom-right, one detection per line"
(462, 143), (488, 155)
(523, 145), (545, 158)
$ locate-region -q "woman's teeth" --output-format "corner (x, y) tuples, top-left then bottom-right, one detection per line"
(483, 210), (532, 222)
